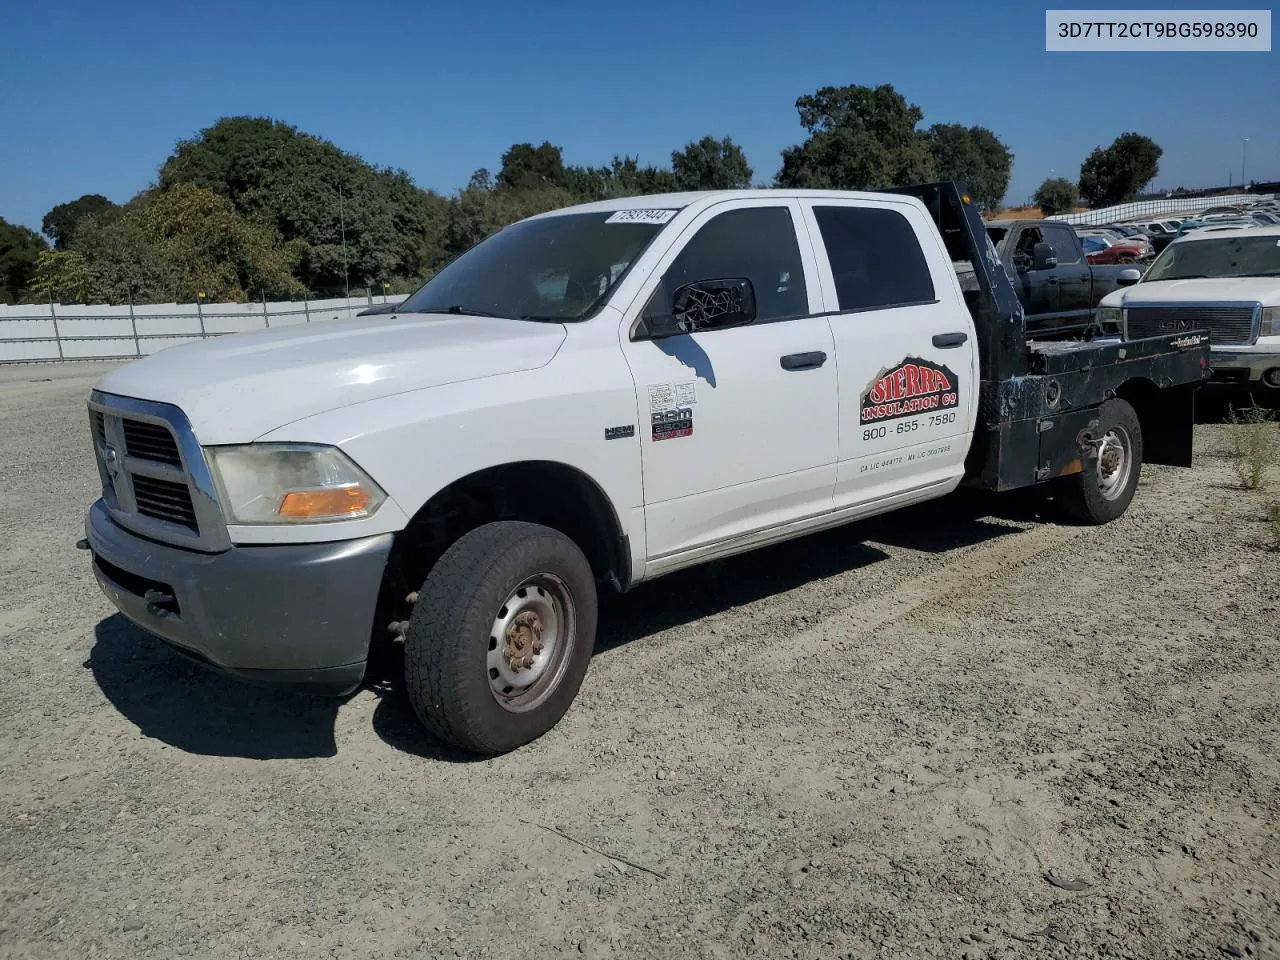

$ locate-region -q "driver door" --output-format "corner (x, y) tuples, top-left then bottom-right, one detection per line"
(618, 199), (838, 570)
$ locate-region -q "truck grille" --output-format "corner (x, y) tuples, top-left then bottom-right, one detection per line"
(88, 392), (229, 552)
(1125, 305), (1258, 346)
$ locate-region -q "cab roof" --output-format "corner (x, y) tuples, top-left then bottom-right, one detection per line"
(524, 188), (931, 220)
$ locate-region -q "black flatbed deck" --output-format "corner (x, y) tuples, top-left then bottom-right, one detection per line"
(891, 181), (1212, 493)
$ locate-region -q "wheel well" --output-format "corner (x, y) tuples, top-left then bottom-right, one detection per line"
(377, 461), (629, 624)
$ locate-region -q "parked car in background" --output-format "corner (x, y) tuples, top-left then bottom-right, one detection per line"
(1081, 234), (1149, 264)
(1079, 228), (1154, 260)
(976, 219), (1142, 337)
(1100, 225), (1280, 392)
(1137, 221), (1181, 254)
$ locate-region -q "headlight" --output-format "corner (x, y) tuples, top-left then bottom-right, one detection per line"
(1262, 307), (1278, 338)
(205, 443), (387, 524)
(1097, 306), (1123, 331)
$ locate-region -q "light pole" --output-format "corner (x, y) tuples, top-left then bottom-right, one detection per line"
(1241, 138), (1249, 188)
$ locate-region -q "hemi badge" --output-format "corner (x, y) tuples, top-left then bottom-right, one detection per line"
(605, 425), (635, 440)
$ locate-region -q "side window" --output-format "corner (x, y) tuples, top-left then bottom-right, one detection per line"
(650, 206), (808, 324)
(1014, 226), (1044, 259)
(812, 206), (935, 311)
(1046, 225), (1081, 264)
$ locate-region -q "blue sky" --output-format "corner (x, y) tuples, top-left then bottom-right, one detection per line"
(2, 0), (1276, 233)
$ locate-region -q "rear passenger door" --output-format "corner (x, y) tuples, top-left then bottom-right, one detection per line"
(796, 199), (977, 511)
(1042, 223), (1092, 331)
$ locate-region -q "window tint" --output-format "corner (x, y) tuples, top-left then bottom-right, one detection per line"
(1045, 225), (1081, 264)
(812, 206), (935, 312)
(652, 206), (808, 324)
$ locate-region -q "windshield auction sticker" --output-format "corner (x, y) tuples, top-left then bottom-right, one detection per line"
(861, 357), (959, 423)
(606, 209), (678, 224)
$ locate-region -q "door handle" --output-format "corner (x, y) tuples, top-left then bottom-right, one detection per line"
(931, 332), (968, 349)
(780, 351), (827, 371)
(1046, 277), (1060, 285)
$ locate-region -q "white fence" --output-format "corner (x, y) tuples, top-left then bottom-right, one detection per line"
(0, 295), (406, 364)
(1047, 192), (1276, 226)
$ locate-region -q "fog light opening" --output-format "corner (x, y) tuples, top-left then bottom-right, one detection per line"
(1263, 368), (1280, 389)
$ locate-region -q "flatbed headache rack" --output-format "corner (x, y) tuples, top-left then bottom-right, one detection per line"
(886, 180), (1212, 493)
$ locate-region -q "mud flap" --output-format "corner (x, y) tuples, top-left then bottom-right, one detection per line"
(1141, 383), (1196, 468)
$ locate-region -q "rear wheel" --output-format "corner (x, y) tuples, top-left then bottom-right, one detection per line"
(404, 521), (597, 755)
(1057, 398), (1143, 524)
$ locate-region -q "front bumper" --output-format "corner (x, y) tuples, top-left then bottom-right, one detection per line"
(85, 499), (393, 695)
(1207, 348), (1280, 388)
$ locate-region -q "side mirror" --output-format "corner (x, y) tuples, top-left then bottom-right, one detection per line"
(1116, 268), (1141, 287)
(1031, 242), (1058, 270)
(637, 277), (757, 339)
(673, 277), (756, 332)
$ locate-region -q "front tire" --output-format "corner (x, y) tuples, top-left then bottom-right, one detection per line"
(1057, 397), (1143, 525)
(404, 521), (597, 755)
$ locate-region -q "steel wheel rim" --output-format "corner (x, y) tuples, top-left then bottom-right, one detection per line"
(1097, 425), (1132, 501)
(486, 573), (576, 713)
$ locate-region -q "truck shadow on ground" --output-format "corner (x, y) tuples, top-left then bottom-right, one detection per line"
(88, 491), (1046, 763)
(1195, 387), (1280, 423)
(89, 614), (347, 760)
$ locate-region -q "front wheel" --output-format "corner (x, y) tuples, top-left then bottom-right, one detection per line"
(404, 521), (598, 755)
(1057, 398), (1143, 525)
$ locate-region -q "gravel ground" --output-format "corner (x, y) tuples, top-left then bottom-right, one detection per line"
(1, 362), (1277, 960)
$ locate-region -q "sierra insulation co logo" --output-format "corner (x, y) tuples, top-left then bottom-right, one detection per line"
(860, 357), (959, 423)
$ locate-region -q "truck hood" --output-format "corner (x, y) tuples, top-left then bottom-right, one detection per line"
(1101, 277), (1280, 308)
(94, 313), (567, 444)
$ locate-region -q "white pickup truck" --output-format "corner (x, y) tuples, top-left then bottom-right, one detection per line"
(1098, 224), (1280, 392)
(84, 182), (1211, 755)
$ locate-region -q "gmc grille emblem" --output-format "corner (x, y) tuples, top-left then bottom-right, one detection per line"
(1158, 318), (1193, 331)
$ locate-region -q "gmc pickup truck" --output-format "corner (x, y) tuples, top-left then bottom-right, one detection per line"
(1100, 224), (1280, 392)
(83, 182), (1211, 755)
(977, 219), (1144, 338)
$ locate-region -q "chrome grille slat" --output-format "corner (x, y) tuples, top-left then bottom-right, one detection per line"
(1125, 304), (1258, 346)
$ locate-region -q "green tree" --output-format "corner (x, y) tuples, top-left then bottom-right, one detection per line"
(775, 83), (936, 190)
(1078, 133), (1163, 207)
(27, 250), (106, 304)
(0, 217), (48, 304)
(1033, 178), (1079, 216)
(72, 185), (305, 304)
(670, 136), (752, 190)
(497, 142), (572, 191)
(924, 124), (1013, 212)
(158, 116), (448, 296)
(41, 194), (119, 250)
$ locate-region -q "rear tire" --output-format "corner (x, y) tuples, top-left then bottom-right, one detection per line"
(1057, 398), (1143, 525)
(403, 521), (597, 755)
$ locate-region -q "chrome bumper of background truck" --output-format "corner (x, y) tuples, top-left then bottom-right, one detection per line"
(85, 499), (392, 696)
(1207, 349), (1280, 388)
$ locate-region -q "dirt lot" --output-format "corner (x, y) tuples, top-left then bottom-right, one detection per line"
(1, 362), (1277, 960)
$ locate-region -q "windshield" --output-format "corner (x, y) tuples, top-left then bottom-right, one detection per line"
(1143, 234), (1280, 281)
(397, 211), (670, 322)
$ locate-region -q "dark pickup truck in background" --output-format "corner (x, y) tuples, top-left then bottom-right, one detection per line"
(969, 219), (1142, 339)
